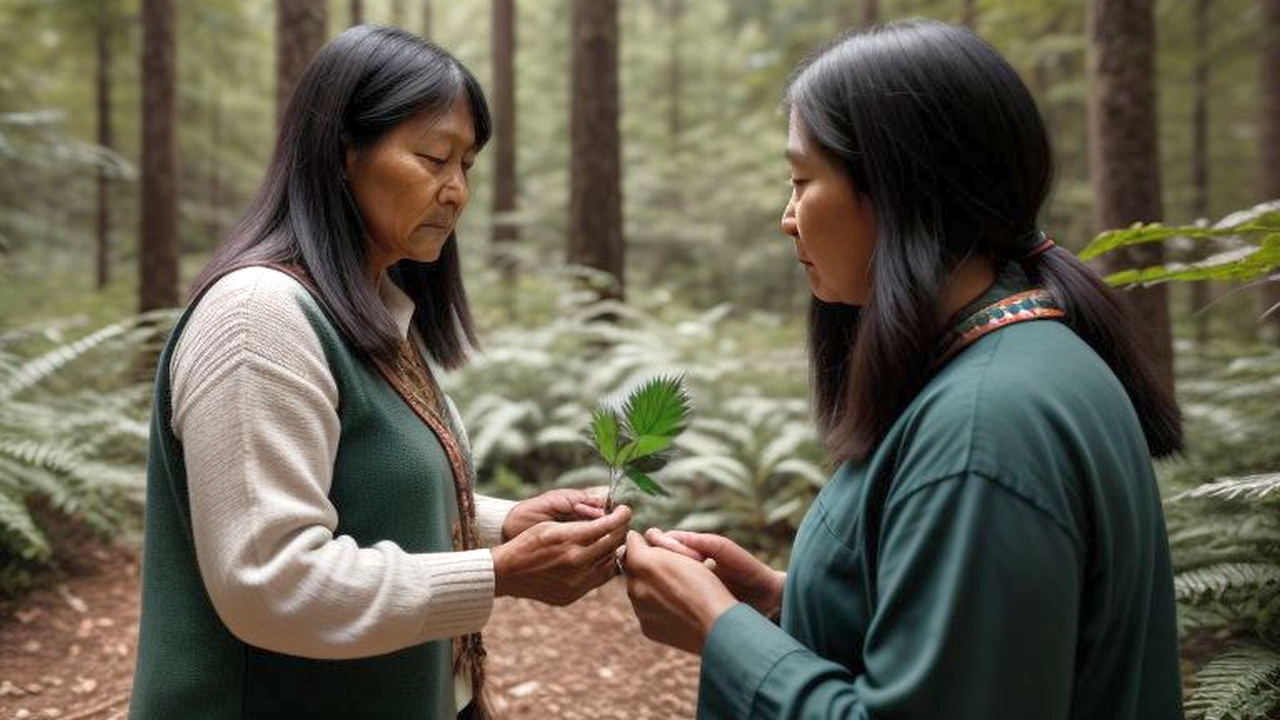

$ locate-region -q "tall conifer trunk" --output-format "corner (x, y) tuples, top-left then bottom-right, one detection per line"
(568, 0), (624, 301)
(276, 0), (328, 127)
(139, 0), (179, 311)
(1087, 0), (1174, 395)
(95, 1), (115, 290)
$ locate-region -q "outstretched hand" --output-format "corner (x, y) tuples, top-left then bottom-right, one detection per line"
(502, 487), (609, 541)
(492, 504), (630, 607)
(642, 528), (785, 619)
(621, 531), (738, 655)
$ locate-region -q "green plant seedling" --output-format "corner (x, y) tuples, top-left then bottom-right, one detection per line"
(589, 375), (692, 511)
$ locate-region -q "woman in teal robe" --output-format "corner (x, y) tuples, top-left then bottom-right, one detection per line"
(621, 20), (1184, 720)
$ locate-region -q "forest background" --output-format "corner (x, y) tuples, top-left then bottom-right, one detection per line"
(1, 0), (1279, 717)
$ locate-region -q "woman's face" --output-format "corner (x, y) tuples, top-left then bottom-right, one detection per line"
(781, 110), (877, 306)
(345, 96), (477, 276)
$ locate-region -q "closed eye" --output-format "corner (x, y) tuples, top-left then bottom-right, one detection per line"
(416, 153), (447, 166)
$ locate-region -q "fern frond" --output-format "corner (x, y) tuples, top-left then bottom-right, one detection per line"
(467, 399), (541, 469)
(552, 465), (612, 488)
(662, 455), (751, 494)
(773, 458), (828, 488)
(1175, 563), (1280, 602)
(1185, 645), (1280, 720)
(0, 310), (174, 401)
(0, 487), (49, 561)
(1176, 474), (1280, 502)
(758, 423), (819, 473)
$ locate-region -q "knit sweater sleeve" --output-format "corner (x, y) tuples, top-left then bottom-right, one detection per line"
(170, 267), (495, 660)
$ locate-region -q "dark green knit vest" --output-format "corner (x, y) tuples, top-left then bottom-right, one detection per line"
(129, 274), (458, 719)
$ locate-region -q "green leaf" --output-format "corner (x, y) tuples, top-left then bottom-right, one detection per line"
(1102, 237), (1280, 287)
(1078, 202), (1280, 262)
(623, 466), (670, 497)
(622, 375), (692, 439)
(617, 433), (674, 464)
(590, 408), (621, 467)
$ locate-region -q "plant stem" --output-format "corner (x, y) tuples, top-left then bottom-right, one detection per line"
(606, 466), (620, 513)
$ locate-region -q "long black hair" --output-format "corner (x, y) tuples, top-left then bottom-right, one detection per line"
(789, 20), (1181, 461)
(191, 25), (491, 368)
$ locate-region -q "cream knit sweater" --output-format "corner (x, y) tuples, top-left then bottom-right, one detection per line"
(170, 266), (515, 663)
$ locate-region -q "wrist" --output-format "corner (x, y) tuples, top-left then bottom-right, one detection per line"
(490, 546), (510, 597)
(697, 589), (740, 642)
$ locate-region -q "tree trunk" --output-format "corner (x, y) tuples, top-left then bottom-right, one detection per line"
(422, 0), (433, 37)
(350, 0), (363, 25)
(667, 0), (683, 146)
(961, 0), (977, 28)
(276, 0), (328, 127)
(95, 1), (115, 290)
(492, 0), (518, 245)
(863, 0), (879, 28)
(1260, 0), (1280, 338)
(139, 0), (179, 311)
(1087, 0), (1175, 395)
(1189, 0), (1211, 346)
(391, 0), (407, 27)
(568, 0), (624, 301)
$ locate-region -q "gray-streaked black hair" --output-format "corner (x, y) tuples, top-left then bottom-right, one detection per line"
(790, 19), (1181, 461)
(192, 25), (491, 368)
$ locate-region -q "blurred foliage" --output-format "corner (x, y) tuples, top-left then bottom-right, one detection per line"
(1, 0), (1270, 313)
(0, 309), (175, 596)
(1091, 203), (1280, 720)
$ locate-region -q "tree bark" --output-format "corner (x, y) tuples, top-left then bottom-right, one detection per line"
(1260, 0), (1280, 338)
(276, 0), (328, 128)
(568, 0), (624, 301)
(492, 0), (518, 245)
(1189, 0), (1211, 346)
(1087, 0), (1175, 395)
(350, 0), (363, 25)
(139, 0), (179, 311)
(667, 0), (683, 146)
(95, 1), (115, 290)
(961, 0), (977, 28)
(863, 0), (879, 28)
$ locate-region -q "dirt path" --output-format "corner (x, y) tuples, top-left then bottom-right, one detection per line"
(0, 546), (699, 719)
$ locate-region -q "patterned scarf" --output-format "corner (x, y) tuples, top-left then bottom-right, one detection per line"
(379, 337), (491, 720)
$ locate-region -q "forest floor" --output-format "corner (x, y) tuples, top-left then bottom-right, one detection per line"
(0, 537), (700, 720)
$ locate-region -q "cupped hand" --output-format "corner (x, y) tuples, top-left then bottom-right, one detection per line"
(642, 528), (786, 619)
(502, 487), (609, 541)
(621, 531), (738, 655)
(492, 504), (630, 606)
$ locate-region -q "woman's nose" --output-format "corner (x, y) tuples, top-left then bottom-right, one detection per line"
(439, 169), (469, 208)
(780, 200), (798, 239)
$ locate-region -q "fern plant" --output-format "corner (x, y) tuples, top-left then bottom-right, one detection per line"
(1084, 200), (1280, 720)
(0, 310), (174, 595)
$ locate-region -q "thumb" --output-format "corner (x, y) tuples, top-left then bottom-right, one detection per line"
(563, 504), (632, 543)
(624, 529), (650, 559)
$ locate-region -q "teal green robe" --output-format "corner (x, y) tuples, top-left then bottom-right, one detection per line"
(699, 318), (1183, 719)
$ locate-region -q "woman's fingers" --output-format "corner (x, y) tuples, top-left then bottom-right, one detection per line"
(643, 527), (705, 560)
(572, 502), (606, 520)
